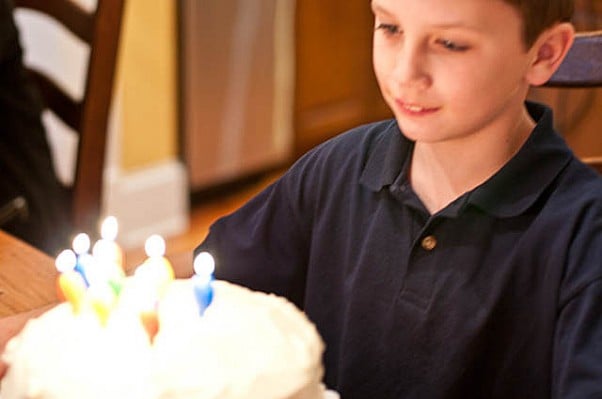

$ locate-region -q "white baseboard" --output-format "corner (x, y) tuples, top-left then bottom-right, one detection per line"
(104, 160), (189, 249)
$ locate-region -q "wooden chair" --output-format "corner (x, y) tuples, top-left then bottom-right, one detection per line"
(12, 0), (125, 237)
(545, 30), (602, 174)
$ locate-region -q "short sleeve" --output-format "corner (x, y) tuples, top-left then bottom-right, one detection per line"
(194, 162), (315, 309)
(552, 198), (602, 398)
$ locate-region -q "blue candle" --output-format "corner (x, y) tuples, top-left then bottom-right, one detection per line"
(72, 233), (91, 286)
(193, 252), (215, 316)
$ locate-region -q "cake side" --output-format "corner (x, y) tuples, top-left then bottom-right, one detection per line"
(152, 280), (325, 399)
(0, 303), (155, 399)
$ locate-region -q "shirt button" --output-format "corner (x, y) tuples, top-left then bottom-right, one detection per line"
(421, 235), (437, 251)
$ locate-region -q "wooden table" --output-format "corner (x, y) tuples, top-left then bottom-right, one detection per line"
(0, 230), (58, 317)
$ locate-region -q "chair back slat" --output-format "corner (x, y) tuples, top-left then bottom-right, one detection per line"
(12, 0), (95, 43)
(542, 29), (602, 176)
(546, 31), (602, 88)
(27, 69), (81, 130)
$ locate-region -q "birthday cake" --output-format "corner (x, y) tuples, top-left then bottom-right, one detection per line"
(0, 226), (328, 399)
(0, 280), (326, 399)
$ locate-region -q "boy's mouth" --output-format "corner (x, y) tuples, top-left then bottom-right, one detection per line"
(396, 100), (439, 115)
(403, 104), (427, 112)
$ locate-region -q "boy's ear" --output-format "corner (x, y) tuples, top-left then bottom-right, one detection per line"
(525, 22), (575, 86)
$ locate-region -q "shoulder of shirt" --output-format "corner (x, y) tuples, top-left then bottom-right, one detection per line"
(292, 119), (400, 167)
(560, 158), (602, 204)
(272, 119), (401, 205)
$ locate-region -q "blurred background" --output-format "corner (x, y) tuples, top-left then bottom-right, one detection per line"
(12, 0), (602, 253)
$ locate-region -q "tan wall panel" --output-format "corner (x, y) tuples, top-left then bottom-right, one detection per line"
(118, 0), (178, 171)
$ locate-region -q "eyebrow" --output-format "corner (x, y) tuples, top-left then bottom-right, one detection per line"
(370, 1), (483, 32)
(430, 22), (481, 31)
(370, 1), (393, 17)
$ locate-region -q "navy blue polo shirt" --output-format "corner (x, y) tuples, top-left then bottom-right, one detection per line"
(196, 102), (602, 399)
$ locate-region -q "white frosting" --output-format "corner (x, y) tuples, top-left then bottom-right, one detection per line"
(0, 280), (325, 399)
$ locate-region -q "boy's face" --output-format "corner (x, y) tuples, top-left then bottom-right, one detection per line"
(372, 0), (536, 144)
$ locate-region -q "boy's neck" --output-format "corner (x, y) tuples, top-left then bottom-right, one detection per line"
(409, 107), (535, 215)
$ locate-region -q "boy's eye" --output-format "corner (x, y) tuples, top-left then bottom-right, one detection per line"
(375, 23), (400, 36)
(436, 38), (469, 52)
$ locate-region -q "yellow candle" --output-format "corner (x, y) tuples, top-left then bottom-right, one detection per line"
(141, 257), (174, 283)
(57, 271), (87, 313)
(141, 234), (175, 291)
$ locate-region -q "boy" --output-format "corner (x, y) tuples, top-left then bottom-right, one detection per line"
(197, 0), (602, 398)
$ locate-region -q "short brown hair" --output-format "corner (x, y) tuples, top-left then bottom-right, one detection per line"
(504, 0), (574, 47)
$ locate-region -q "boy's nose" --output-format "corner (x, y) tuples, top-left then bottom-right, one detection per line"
(391, 44), (431, 89)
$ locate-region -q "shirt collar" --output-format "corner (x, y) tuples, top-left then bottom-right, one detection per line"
(359, 120), (413, 191)
(359, 102), (574, 218)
